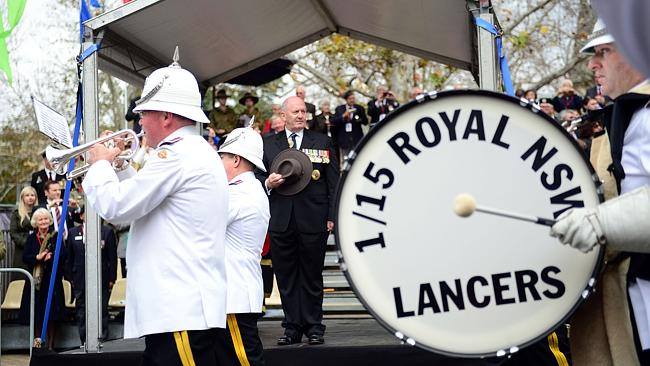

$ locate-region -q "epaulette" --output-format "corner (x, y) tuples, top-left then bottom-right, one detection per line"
(229, 180), (243, 186)
(159, 136), (183, 147)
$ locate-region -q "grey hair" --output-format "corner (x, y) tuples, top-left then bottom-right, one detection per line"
(31, 207), (52, 228)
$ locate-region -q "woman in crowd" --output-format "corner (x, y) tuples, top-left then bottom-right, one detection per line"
(9, 186), (38, 273)
(22, 208), (67, 350)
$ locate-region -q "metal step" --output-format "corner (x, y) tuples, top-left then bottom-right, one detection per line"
(324, 251), (339, 268)
(323, 270), (349, 289)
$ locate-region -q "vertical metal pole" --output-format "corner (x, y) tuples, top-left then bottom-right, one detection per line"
(477, 12), (498, 91)
(82, 27), (103, 353)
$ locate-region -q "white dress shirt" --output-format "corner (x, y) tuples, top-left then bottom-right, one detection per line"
(83, 126), (229, 338)
(285, 128), (304, 149)
(225, 171), (270, 314)
(621, 106), (650, 194)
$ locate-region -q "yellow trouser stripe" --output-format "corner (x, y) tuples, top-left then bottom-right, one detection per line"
(227, 314), (251, 366)
(173, 331), (196, 366)
(547, 331), (569, 366)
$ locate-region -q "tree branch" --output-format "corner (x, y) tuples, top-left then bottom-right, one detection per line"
(530, 54), (589, 90)
(503, 0), (556, 36)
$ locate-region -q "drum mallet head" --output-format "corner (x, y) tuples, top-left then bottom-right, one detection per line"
(453, 193), (556, 226)
(454, 193), (477, 217)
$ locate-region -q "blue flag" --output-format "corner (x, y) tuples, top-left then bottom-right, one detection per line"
(80, 0), (91, 41)
(89, 0), (101, 8)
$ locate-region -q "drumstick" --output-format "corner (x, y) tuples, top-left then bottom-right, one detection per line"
(453, 193), (556, 227)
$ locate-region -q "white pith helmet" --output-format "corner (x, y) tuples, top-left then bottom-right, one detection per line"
(218, 121), (266, 172)
(580, 18), (615, 54)
(133, 46), (209, 123)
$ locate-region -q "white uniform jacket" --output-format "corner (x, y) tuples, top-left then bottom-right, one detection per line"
(83, 126), (229, 338)
(225, 171), (270, 314)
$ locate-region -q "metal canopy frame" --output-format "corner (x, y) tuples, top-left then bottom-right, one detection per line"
(80, 0), (502, 353)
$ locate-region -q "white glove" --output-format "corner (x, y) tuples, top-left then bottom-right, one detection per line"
(550, 186), (650, 253)
(550, 208), (606, 252)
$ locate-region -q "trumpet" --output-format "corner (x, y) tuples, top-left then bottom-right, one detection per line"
(46, 129), (143, 180)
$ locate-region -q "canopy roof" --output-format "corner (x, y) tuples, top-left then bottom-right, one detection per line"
(84, 0), (492, 88)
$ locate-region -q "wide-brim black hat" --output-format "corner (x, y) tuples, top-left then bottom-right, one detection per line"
(239, 92), (259, 105)
(270, 149), (313, 196)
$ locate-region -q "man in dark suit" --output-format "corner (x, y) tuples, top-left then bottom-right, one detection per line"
(65, 211), (118, 343)
(367, 86), (399, 127)
(296, 85), (316, 127)
(258, 96), (339, 346)
(332, 90), (368, 161)
(31, 151), (67, 204)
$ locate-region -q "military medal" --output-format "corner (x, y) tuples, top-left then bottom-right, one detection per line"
(311, 169), (321, 180)
(157, 150), (168, 159)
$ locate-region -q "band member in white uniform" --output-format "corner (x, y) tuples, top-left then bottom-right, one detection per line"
(217, 127), (270, 366)
(82, 51), (229, 366)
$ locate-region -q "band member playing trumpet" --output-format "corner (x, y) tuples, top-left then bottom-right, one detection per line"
(82, 50), (230, 366)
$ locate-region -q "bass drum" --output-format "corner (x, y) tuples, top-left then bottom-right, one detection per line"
(334, 90), (603, 358)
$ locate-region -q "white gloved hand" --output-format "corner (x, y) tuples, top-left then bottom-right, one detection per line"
(550, 208), (606, 252)
(550, 186), (650, 253)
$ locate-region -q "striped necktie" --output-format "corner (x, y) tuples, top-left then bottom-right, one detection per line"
(289, 132), (298, 149)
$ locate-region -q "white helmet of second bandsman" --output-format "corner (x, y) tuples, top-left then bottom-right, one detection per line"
(580, 18), (615, 54)
(218, 127), (266, 172)
(133, 47), (209, 123)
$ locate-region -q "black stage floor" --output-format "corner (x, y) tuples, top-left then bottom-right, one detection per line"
(30, 318), (486, 366)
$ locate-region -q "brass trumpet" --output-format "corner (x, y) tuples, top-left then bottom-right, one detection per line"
(46, 129), (143, 180)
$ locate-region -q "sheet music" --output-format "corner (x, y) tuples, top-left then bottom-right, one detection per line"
(32, 97), (72, 148)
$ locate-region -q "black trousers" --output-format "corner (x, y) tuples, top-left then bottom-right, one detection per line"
(214, 313), (265, 366)
(484, 324), (571, 366)
(141, 328), (226, 366)
(74, 286), (109, 343)
(270, 221), (328, 339)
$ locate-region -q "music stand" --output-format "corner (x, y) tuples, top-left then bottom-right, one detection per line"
(32, 96), (73, 149)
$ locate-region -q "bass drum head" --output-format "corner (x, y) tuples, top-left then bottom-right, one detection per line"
(335, 90), (603, 358)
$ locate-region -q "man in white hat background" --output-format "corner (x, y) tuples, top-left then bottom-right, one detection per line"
(550, 17), (650, 365)
(82, 50), (230, 366)
(216, 127), (270, 366)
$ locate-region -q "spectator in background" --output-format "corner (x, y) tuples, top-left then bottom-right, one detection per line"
(263, 104), (282, 134)
(367, 85), (399, 127)
(310, 99), (332, 136)
(66, 209), (117, 343)
(125, 96), (142, 134)
(524, 89), (537, 102)
(585, 81), (612, 107)
(239, 92), (262, 131)
(22, 208), (66, 350)
(332, 90), (368, 161)
(209, 89), (238, 137)
(263, 114), (285, 138)
(40, 180), (80, 238)
(296, 85), (316, 126)
(31, 152), (66, 204)
(515, 88), (525, 98)
(552, 79), (584, 112)
(410, 87), (424, 100)
(9, 186), (38, 275)
(559, 109), (580, 125)
(538, 97), (558, 121)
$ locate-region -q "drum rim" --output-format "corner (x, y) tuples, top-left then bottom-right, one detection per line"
(333, 89), (605, 358)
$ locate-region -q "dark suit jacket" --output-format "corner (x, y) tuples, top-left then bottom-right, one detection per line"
(332, 104), (368, 149)
(65, 225), (117, 291)
(257, 130), (339, 233)
(305, 102), (317, 124)
(367, 98), (399, 126)
(309, 113), (333, 135)
(31, 170), (67, 204)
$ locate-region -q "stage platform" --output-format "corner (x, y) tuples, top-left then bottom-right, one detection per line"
(29, 318), (483, 366)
